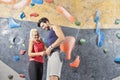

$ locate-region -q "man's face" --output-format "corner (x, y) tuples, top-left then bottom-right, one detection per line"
(40, 22), (50, 30)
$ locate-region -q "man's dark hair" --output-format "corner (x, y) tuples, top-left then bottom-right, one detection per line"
(37, 17), (49, 27)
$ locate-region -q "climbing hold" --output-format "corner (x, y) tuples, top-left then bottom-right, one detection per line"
(116, 33), (120, 39)
(103, 49), (108, 53)
(75, 20), (81, 26)
(97, 32), (104, 47)
(95, 21), (101, 35)
(115, 19), (120, 25)
(8, 74), (13, 79)
(114, 57), (120, 63)
(56, 6), (75, 23)
(20, 12), (25, 19)
(10, 45), (13, 48)
(94, 10), (100, 23)
(80, 38), (86, 45)
(30, 3), (35, 7)
(69, 56), (80, 68)
(60, 36), (76, 60)
(20, 50), (26, 55)
(30, 13), (39, 17)
(32, 0), (43, 4)
(13, 56), (20, 61)
(8, 17), (21, 28)
(45, 0), (53, 3)
(22, 43), (25, 47)
(19, 74), (25, 78)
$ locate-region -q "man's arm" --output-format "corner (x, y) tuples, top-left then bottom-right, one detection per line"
(45, 25), (65, 55)
(50, 25), (65, 48)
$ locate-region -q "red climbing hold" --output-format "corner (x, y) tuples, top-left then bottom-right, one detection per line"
(30, 13), (39, 17)
(20, 50), (26, 55)
(46, 0), (53, 3)
(19, 74), (25, 78)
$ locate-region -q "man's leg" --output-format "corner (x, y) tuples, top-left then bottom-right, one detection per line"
(47, 51), (63, 80)
(50, 75), (59, 80)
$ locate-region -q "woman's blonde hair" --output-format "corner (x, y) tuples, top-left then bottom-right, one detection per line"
(30, 28), (39, 40)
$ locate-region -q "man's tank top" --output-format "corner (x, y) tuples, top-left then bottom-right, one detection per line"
(47, 28), (60, 52)
(29, 40), (45, 63)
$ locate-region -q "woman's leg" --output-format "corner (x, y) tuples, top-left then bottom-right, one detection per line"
(28, 61), (37, 80)
(37, 62), (43, 80)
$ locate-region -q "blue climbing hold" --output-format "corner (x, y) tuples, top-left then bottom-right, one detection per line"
(95, 22), (101, 35)
(32, 0), (43, 4)
(30, 3), (35, 6)
(94, 10), (100, 23)
(97, 32), (104, 47)
(114, 57), (120, 63)
(20, 12), (25, 19)
(13, 56), (20, 61)
(8, 17), (21, 28)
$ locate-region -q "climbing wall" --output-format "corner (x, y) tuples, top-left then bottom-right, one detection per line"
(0, 17), (120, 80)
(0, 0), (120, 29)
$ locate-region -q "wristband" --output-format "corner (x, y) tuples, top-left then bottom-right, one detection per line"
(49, 45), (53, 50)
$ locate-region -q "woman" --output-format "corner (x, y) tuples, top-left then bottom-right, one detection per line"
(28, 28), (46, 80)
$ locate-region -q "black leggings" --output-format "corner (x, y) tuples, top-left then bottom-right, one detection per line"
(29, 61), (43, 80)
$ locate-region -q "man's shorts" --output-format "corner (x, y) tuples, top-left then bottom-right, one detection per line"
(46, 50), (63, 80)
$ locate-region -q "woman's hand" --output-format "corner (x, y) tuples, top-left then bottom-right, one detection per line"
(45, 48), (52, 56)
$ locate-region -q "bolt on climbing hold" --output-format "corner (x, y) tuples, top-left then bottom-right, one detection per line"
(115, 19), (120, 25)
(75, 20), (81, 26)
(10, 45), (13, 48)
(20, 50), (26, 55)
(116, 33), (120, 39)
(80, 38), (86, 45)
(94, 10), (100, 23)
(13, 56), (20, 61)
(20, 12), (25, 19)
(103, 49), (108, 54)
(30, 3), (35, 7)
(8, 74), (13, 80)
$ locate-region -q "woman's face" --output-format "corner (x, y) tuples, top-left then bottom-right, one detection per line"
(32, 31), (39, 41)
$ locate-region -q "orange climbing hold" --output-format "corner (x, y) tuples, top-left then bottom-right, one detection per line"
(69, 56), (80, 68)
(30, 13), (39, 17)
(0, 0), (16, 4)
(56, 6), (75, 23)
(60, 36), (75, 60)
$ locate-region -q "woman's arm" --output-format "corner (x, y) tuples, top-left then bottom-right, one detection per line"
(28, 40), (45, 57)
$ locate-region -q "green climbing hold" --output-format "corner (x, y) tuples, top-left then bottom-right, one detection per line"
(75, 20), (80, 26)
(115, 19), (120, 25)
(103, 49), (108, 53)
(80, 38), (86, 45)
(22, 43), (25, 47)
(10, 45), (13, 48)
(116, 33), (120, 39)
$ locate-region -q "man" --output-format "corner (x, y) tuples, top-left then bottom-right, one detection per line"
(37, 17), (65, 80)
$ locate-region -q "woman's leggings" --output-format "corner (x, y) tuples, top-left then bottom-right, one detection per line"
(28, 61), (43, 80)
